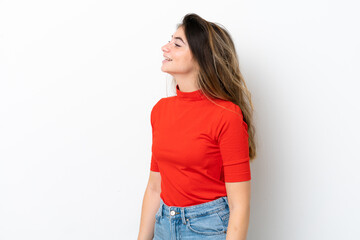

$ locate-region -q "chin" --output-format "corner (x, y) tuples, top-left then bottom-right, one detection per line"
(161, 67), (171, 74)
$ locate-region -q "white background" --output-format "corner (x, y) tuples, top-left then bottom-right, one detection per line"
(1, 0), (359, 239)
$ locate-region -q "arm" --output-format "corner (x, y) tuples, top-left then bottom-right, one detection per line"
(225, 180), (251, 240)
(137, 171), (161, 240)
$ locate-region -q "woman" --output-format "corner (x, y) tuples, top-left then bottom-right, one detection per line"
(138, 13), (257, 240)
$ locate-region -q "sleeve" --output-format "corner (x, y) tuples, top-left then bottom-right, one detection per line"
(150, 99), (161, 172)
(217, 105), (251, 182)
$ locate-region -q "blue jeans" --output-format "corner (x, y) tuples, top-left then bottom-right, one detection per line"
(153, 196), (230, 239)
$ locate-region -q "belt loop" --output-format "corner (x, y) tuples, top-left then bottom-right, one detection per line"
(180, 208), (186, 225)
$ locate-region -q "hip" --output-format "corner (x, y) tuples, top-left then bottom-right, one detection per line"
(153, 196), (230, 239)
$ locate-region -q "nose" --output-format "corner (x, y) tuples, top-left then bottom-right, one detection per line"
(161, 41), (171, 52)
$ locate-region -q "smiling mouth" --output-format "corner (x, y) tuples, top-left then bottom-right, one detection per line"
(164, 56), (173, 61)
(163, 59), (172, 63)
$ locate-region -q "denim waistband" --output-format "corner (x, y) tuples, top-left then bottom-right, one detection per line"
(158, 196), (229, 220)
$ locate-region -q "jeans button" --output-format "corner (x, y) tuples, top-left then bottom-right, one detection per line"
(170, 210), (175, 216)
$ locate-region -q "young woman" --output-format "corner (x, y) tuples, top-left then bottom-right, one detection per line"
(138, 13), (257, 240)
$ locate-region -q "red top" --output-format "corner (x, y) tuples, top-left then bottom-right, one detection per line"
(150, 84), (251, 207)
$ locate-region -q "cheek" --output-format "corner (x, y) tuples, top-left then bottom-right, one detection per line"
(180, 60), (198, 73)
(174, 51), (192, 62)
(178, 54), (194, 65)
(174, 52), (198, 71)
(185, 57), (197, 68)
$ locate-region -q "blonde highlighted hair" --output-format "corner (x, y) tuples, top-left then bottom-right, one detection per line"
(171, 13), (257, 161)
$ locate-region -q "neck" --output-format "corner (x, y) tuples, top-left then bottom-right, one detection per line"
(173, 73), (198, 92)
(176, 84), (206, 101)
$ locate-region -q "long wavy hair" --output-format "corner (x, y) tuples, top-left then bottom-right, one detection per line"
(170, 13), (257, 161)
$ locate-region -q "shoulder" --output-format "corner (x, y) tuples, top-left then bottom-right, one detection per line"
(151, 98), (164, 117)
(212, 100), (244, 120)
(152, 97), (164, 109)
(151, 96), (174, 109)
(151, 96), (176, 113)
(213, 100), (248, 134)
(150, 98), (164, 125)
(150, 96), (175, 117)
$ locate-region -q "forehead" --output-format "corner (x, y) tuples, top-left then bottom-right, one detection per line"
(174, 26), (184, 35)
(172, 27), (187, 44)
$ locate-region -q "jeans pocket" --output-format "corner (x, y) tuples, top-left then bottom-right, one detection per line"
(155, 206), (162, 223)
(216, 207), (230, 229)
(186, 210), (227, 235)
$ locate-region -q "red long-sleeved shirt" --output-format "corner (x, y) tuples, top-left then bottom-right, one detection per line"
(150, 84), (251, 207)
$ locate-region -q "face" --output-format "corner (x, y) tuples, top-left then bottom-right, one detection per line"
(161, 26), (199, 76)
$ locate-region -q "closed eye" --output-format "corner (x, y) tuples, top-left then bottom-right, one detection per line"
(168, 41), (181, 47)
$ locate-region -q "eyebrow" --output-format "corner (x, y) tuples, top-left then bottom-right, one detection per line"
(171, 35), (186, 45)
